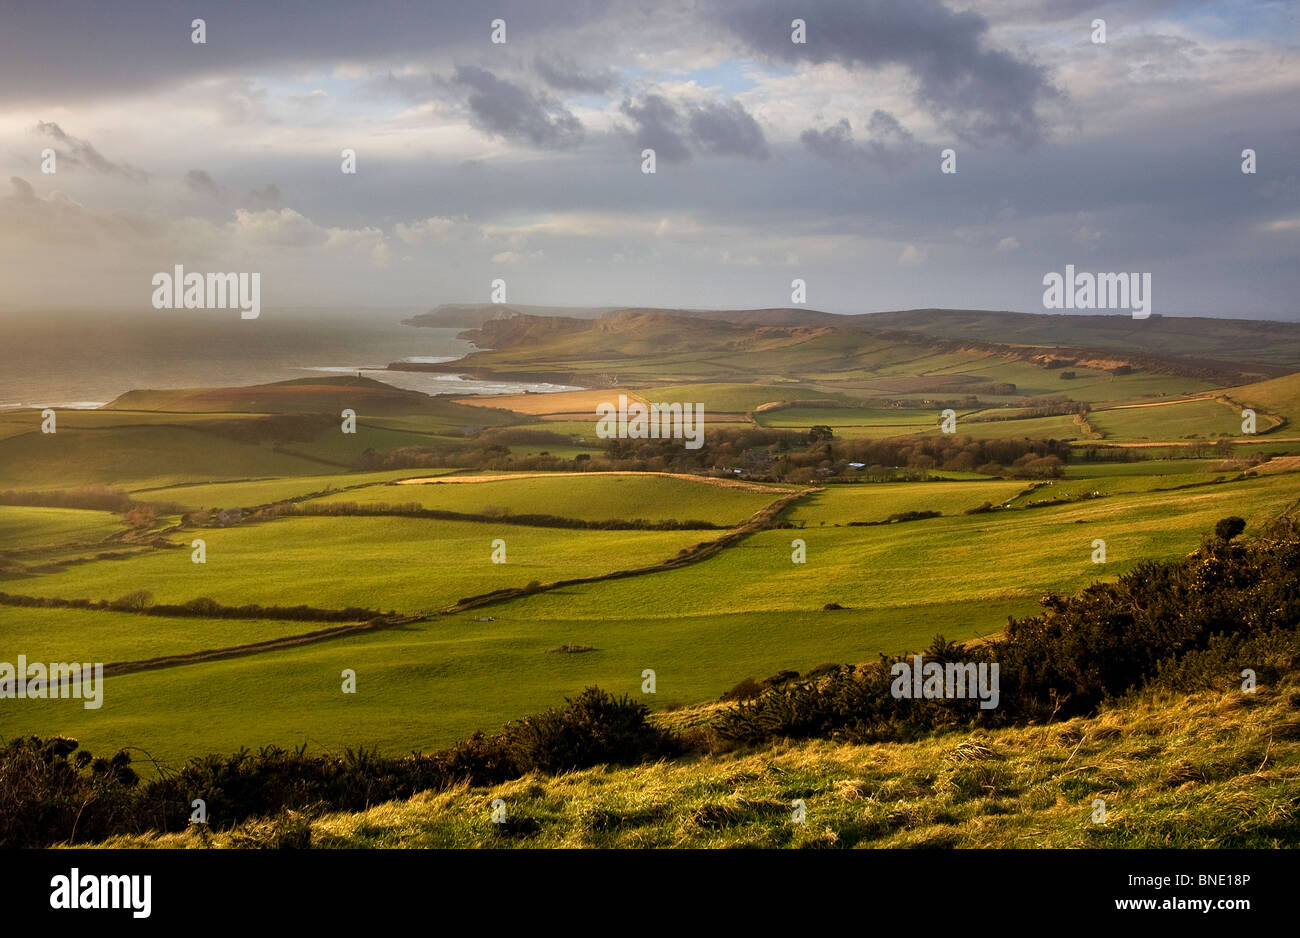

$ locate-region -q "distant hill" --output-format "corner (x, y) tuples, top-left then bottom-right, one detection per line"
(405, 304), (615, 329)
(397, 309), (1282, 389)
(857, 308), (1300, 370)
(102, 375), (476, 416)
(409, 304), (1300, 373)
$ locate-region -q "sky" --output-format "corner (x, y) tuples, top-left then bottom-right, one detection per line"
(0, 0), (1296, 318)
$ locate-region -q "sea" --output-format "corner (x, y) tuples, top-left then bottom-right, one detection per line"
(0, 309), (580, 409)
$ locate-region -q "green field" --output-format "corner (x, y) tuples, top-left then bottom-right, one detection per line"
(7, 515), (719, 615)
(0, 605), (323, 664)
(4, 466), (1297, 767)
(0, 506), (125, 550)
(1090, 398), (1245, 441)
(786, 481), (1031, 524)
(310, 473), (784, 525)
(132, 469), (460, 508)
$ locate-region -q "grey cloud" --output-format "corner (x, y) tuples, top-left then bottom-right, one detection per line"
(620, 94), (694, 163)
(9, 177), (36, 202)
(689, 100), (770, 160)
(246, 183), (283, 210)
(535, 56), (619, 94)
(620, 94), (769, 163)
(801, 111), (922, 171)
(0, 0), (616, 105)
(721, 0), (1059, 148)
(184, 169), (229, 200)
(34, 122), (148, 182)
(453, 66), (584, 149)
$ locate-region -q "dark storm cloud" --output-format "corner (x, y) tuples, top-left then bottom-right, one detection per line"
(34, 122), (148, 182)
(620, 94), (769, 163)
(800, 111), (921, 171)
(454, 65), (584, 148)
(534, 56), (619, 94)
(719, 0), (1059, 148)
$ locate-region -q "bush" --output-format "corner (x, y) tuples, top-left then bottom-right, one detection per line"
(504, 688), (679, 773)
(1215, 516), (1246, 541)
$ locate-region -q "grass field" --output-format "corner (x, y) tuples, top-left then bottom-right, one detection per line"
(0, 506), (125, 550)
(0, 605), (327, 664)
(6, 465), (1295, 768)
(130, 469), (461, 508)
(7, 515), (719, 614)
(1090, 397), (1245, 441)
(310, 472), (784, 525)
(786, 481), (1031, 523)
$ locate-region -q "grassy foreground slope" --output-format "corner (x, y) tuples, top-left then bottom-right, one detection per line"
(98, 672), (1300, 848)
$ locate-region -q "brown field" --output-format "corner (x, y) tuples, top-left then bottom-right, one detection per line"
(452, 388), (647, 415)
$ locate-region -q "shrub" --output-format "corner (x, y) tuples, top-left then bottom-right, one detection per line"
(1215, 516), (1246, 541)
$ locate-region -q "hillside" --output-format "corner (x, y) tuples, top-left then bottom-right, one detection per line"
(102, 376), (511, 420)
(90, 673), (1300, 848)
(406, 304), (1300, 376)
(398, 310), (1274, 390)
(853, 309), (1300, 372)
(1229, 371), (1300, 428)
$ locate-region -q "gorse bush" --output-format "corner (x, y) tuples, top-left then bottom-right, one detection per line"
(0, 736), (139, 848)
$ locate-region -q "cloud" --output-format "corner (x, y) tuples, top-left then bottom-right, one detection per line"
(491, 249), (544, 264)
(8, 177), (36, 202)
(453, 65), (583, 149)
(394, 215), (477, 245)
(721, 0), (1059, 148)
(534, 56), (618, 94)
(996, 236), (1020, 251)
(231, 207), (328, 247)
(185, 169), (229, 200)
(34, 122), (148, 182)
(245, 184), (283, 210)
(898, 243), (927, 266)
(620, 93), (769, 163)
(620, 94), (693, 164)
(689, 100), (770, 160)
(800, 111), (921, 171)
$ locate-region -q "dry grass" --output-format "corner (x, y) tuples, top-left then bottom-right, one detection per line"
(93, 671), (1300, 849)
